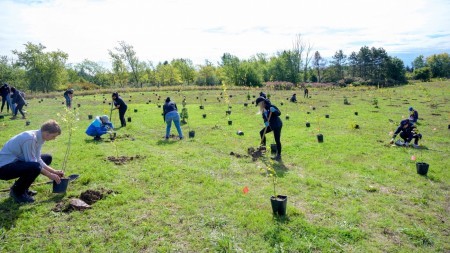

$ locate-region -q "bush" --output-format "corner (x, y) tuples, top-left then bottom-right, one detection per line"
(414, 67), (432, 82)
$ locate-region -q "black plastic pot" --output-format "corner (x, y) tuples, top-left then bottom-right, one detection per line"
(88, 115), (93, 120)
(158, 105), (161, 108)
(253, 95), (256, 98)
(26, 121), (30, 126)
(251, 101), (255, 104)
(448, 124), (450, 129)
(325, 114), (329, 118)
(77, 104), (81, 108)
(226, 110), (231, 115)
(312, 107), (316, 110)
(200, 105), (204, 109)
(280, 102), (284, 106)
(62, 102), (65, 105)
(244, 103), (248, 107)
(355, 112), (358, 116)
(108, 102), (111, 105)
(306, 122), (310, 127)
(228, 120), (233, 126)
(189, 130), (195, 138)
(270, 144), (277, 155)
(134, 109), (138, 113)
(307, 112), (310, 114)
(317, 134), (324, 143)
(354, 124), (360, 129)
(416, 162), (429, 176)
(270, 195), (287, 216)
(285, 115), (290, 120)
(202, 114), (206, 118)
(127, 117), (131, 122)
(53, 178), (69, 193)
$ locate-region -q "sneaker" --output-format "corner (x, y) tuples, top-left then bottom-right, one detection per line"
(413, 144), (420, 148)
(27, 189), (37, 196)
(271, 155), (282, 161)
(404, 142), (409, 147)
(179, 136), (184, 140)
(10, 115), (17, 120)
(93, 136), (102, 141)
(10, 189), (35, 203)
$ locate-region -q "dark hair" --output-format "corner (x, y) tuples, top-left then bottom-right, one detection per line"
(165, 97), (171, 103)
(112, 92), (118, 98)
(10, 87), (16, 93)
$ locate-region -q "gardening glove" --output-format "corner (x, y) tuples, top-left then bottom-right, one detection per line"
(270, 107), (276, 112)
(264, 121), (269, 127)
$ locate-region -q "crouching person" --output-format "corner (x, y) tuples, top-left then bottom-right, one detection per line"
(390, 118), (422, 148)
(0, 120), (64, 203)
(86, 115), (114, 141)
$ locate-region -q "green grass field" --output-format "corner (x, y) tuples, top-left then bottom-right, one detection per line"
(0, 81), (449, 252)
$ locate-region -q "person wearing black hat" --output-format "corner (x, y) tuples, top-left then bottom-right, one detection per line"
(256, 97), (283, 161)
(290, 93), (297, 103)
(112, 92), (128, 127)
(63, 88), (74, 109)
(0, 83), (11, 113)
(163, 97), (183, 140)
(390, 119), (422, 148)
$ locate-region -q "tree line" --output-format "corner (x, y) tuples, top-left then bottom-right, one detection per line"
(0, 37), (448, 93)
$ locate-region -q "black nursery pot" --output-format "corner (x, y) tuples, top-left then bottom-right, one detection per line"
(77, 104), (81, 108)
(134, 109), (138, 113)
(306, 122), (310, 127)
(355, 112), (358, 116)
(26, 121), (30, 126)
(52, 178), (69, 193)
(285, 115), (290, 120)
(189, 130), (195, 138)
(270, 195), (287, 216)
(280, 102), (284, 106)
(226, 110), (231, 115)
(448, 124), (450, 129)
(88, 115), (93, 120)
(416, 162), (429, 176)
(251, 101), (255, 105)
(158, 105), (161, 108)
(270, 144), (277, 155)
(325, 114), (329, 118)
(228, 120), (233, 125)
(317, 134), (324, 143)
(244, 103), (248, 107)
(200, 105), (204, 110)
(62, 102), (65, 105)
(312, 107), (316, 110)
(127, 117), (131, 122)
(354, 124), (360, 129)
(307, 112), (310, 114)
(202, 114), (206, 118)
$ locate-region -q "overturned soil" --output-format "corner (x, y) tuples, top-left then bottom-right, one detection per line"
(107, 155), (145, 165)
(52, 188), (117, 212)
(247, 147), (266, 161)
(229, 151), (249, 159)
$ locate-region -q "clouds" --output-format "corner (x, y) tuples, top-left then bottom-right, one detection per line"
(0, 0), (449, 66)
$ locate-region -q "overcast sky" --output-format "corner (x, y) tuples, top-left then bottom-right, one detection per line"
(0, 0), (449, 67)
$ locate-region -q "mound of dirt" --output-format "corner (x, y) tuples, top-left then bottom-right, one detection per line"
(80, 190), (103, 205)
(229, 151), (249, 159)
(52, 188), (117, 212)
(247, 147), (265, 161)
(107, 155), (145, 165)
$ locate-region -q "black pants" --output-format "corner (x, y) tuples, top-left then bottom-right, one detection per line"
(1, 96), (9, 112)
(260, 126), (282, 155)
(14, 103), (25, 117)
(304, 92), (308, 98)
(400, 132), (419, 145)
(0, 154), (52, 194)
(119, 108), (127, 127)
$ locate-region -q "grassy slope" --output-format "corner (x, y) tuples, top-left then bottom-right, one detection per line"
(0, 81), (448, 252)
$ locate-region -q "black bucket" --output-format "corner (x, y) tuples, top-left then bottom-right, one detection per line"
(226, 110), (231, 115)
(189, 130), (195, 138)
(270, 144), (277, 155)
(416, 162), (429, 176)
(203, 114), (206, 118)
(285, 116), (289, 120)
(26, 121), (30, 126)
(127, 117), (131, 122)
(88, 115), (93, 120)
(53, 178), (69, 193)
(317, 134), (324, 143)
(355, 112), (358, 116)
(325, 114), (329, 118)
(200, 105), (204, 110)
(228, 120), (233, 126)
(244, 103), (248, 107)
(270, 195), (287, 216)
(306, 122), (310, 127)
(134, 109), (138, 113)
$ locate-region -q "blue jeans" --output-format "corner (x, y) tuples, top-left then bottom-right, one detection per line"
(8, 96), (15, 115)
(64, 95), (71, 108)
(165, 111), (183, 138)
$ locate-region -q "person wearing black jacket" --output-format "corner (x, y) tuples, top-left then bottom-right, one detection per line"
(0, 83), (11, 113)
(256, 96), (283, 161)
(10, 87), (26, 119)
(112, 92), (128, 127)
(63, 89), (74, 109)
(163, 97), (183, 140)
(390, 119), (422, 148)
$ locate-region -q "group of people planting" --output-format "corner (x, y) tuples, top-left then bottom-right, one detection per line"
(1, 82), (27, 119)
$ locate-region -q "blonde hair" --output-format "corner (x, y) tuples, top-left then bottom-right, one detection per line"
(41, 120), (61, 135)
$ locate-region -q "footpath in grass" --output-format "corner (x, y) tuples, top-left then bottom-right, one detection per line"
(0, 82), (449, 252)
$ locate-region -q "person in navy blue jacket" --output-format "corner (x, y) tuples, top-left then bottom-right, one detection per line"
(390, 119), (422, 148)
(409, 107), (418, 123)
(10, 87), (26, 119)
(256, 96), (283, 161)
(1, 83), (11, 113)
(163, 97), (183, 140)
(112, 92), (128, 127)
(85, 115), (114, 141)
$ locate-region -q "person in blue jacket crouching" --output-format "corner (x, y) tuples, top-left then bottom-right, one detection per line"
(86, 115), (114, 141)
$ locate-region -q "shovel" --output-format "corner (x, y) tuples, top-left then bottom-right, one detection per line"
(259, 111), (273, 148)
(0, 174), (80, 192)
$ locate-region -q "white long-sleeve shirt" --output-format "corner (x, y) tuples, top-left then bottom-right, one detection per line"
(0, 130), (46, 169)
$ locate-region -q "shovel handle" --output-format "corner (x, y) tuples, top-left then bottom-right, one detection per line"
(260, 111), (273, 146)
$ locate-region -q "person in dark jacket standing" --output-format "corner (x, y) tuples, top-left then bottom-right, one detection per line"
(10, 87), (26, 119)
(163, 97), (183, 140)
(0, 83), (11, 113)
(390, 119), (422, 148)
(63, 89), (74, 109)
(256, 96), (283, 161)
(304, 88), (309, 98)
(112, 92), (128, 127)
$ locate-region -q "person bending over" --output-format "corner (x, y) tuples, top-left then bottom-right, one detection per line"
(85, 115), (114, 141)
